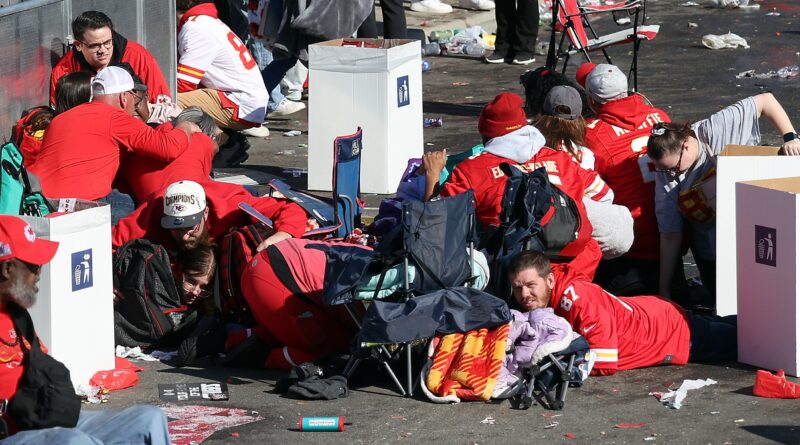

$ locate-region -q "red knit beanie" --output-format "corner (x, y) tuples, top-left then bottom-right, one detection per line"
(478, 92), (528, 140)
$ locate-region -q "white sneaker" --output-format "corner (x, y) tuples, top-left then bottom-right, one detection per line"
(269, 99), (306, 117)
(459, 0), (495, 10)
(240, 125), (270, 138)
(410, 0), (453, 14)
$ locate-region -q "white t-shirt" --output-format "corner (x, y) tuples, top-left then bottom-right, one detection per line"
(178, 13), (269, 124)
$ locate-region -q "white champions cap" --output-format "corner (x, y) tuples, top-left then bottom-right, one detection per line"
(161, 180), (207, 229)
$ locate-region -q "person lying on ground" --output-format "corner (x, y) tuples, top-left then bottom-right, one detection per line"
(0, 215), (170, 444)
(577, 63), (671, 297)
(507, 250), (737, 376)
(33, 67), (201, 224)
(534, 85), (634, 260)
(50, 10), (171, 106)
(423, 92), (610, 278)
(112, 179), (306, 252)
(647, 92), (800, 302)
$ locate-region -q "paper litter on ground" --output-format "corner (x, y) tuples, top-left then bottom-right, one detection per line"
(650, 378), (717, 409)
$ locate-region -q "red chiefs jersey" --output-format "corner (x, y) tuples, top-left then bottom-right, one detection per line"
(585, 95), (670, 260)
(442, 147), (609, 260)
(550, 264), (690, 375)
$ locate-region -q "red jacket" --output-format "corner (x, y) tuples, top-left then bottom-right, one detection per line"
(550, 264), (690, 375)
(443, 126), (607, 277)
(585, 95), (671, 260)
(116, 123), (214, 203)
(112, 180), (307, 249)
(0, 304), (47, 435)
(32, 102), (190, 200)
(49, 32), (171, 105)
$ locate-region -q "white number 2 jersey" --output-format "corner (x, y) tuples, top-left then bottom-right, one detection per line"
(178, 14), (269, 125)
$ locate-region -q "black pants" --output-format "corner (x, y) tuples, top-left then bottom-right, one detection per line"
(494, 0), (539, 55)
(594, 257), (659, 296)
(694, 256), (716, 298)
(358, 0), (407, 39)
(689, 313), (737, 363)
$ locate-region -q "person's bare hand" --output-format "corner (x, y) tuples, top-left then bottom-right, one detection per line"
(422, 149), (447, 180)
(779, 138), (800, 156)
(256, 231), (292, 252)
(174, 120), (202, 136)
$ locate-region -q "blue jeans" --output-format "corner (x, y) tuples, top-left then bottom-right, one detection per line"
(1, 405), (170, 445)
(247, 38), (284, 112)
(97, 189), (136, 225)
(262, 57), (298, 95)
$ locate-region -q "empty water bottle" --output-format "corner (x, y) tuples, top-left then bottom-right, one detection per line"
(421, 59), (431, 73)
(429, 30), (455, 43)
(776, 65), (799, 79)
(464, 44), (485, 58)
(422, 42), (441, 56)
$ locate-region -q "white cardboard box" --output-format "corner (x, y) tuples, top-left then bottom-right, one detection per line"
(736, 177), (800, 376)
(308, 38), (423, 194)
(715, 145), (800, 316)
(22, 204), (115, 388)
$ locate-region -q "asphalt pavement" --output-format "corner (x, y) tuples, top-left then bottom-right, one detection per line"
(96, 1), (800, 444)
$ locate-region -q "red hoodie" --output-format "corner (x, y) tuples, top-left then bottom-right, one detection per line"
(584, 95), (671, 261)
(550, 263), (690, 375)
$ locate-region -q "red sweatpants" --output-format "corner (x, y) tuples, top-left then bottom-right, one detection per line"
(239, 251), (357, 369)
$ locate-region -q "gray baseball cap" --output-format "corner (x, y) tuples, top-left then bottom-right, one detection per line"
(543, 85), (582, 120)
(584, 63), (629, 103)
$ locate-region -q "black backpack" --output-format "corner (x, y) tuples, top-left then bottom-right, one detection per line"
(485, 164), (581, 299)
(113, 239), (196, 348)
(6, 304), (81, 433)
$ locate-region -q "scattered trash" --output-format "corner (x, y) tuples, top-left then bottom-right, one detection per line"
(158, 382), (230, 402)
(711, 0), (758, 8)
(734, 419), (745, 423)
(753, 369), (800, 398)
(711, 411), (721, 414)
(422, 43), (440, 56)
(230, 432), (240, 438)
(736, 65), (799, 79)
(544, 421), (559, 429)
(297, 143), (308, 148)
(644, 437), (657, 441)
(283, 130), (302, 137)
(422, 59), (432, 73)
(702, 33), (749, 50)
(150, 350), (178, 361)
(390, 415), (407, 421)
(298, 416), (348, 432)
(116, 345), (159, 361)
(452, 81), (470, 86)
(424, 117), (443, 128)
(432, 26), (492, 57)
(277, 150), (296, 155)
(766, 8), (781, 16)
(564, 433), (577, 439)
(480, 416), (496, 425)
(535, 41), (550, 56)
(164, 405), (262, 445)
(542, 413), (562, 418)
(90, 368), (139, 392)
(77, 384), (106, 404)
(680, 1), (699, 5)
(649, 378), (717, 409)
(688, 22), (698, 28)
(616, 17), (631, 25)
(616, 422), (648, 429)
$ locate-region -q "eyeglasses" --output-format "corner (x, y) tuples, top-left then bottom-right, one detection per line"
(79, 39), (113, 52)
(181, 278), (211, 299)
(131, 90), (147, 108)
(655, 142), (685, 178)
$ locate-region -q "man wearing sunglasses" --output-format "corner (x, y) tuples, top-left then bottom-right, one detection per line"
(647, 93), (800, 304)
(49, 10), (171, 107)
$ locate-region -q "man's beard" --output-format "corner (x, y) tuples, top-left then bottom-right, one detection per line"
(180, 230), (211, 251)
(9, 273), (37, 309)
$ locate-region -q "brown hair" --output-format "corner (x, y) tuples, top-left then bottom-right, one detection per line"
(178, 238), (216, 280)
(533, 114), (587, 162)
(646, 121), (696, 161)
(507, 250), (552, 278)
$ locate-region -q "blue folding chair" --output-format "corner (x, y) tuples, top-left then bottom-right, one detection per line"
(268, 127), (364, 239)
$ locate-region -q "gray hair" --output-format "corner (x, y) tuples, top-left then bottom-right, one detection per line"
(172, 106), (218, 138)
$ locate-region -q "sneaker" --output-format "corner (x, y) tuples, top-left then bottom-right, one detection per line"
(459, 0), (495, 10)
(269, 99), (306, 117)
(410, 0), (453, 14)
(175, 317), (227, 367)
(512, 52), (536, 65)
(240, 124), (270, 138)
(485, 51), (507, 64)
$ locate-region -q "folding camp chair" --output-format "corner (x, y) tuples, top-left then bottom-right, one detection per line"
(268, 127), (364, 239)
(510, 335), (591, 410)
(321, 191), (481, 396)
(545, 0), (659, 91)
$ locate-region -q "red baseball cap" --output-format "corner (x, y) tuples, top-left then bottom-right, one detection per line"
(575, 62), (597, 88)
(0, 215), (59, 266)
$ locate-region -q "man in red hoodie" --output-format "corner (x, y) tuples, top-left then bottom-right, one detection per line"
(577, 63), (671, 296)
(424, 92), (609, 278)
(506, 250), (736, 375)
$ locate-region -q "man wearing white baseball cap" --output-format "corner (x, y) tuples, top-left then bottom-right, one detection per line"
(576, 62), (672, 297)
(0, 215), (171, 443)
(32, 66), (204, 223)
(113, 179), (307, 252)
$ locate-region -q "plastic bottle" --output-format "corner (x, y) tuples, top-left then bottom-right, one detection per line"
(776, 65), (799, 79)
(424, 117), (443, 128)
(464, 43), (485, 58)
(421, 42), (441, 56)
(421, 59), (431, 73)
(429, 30), (455, 42)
